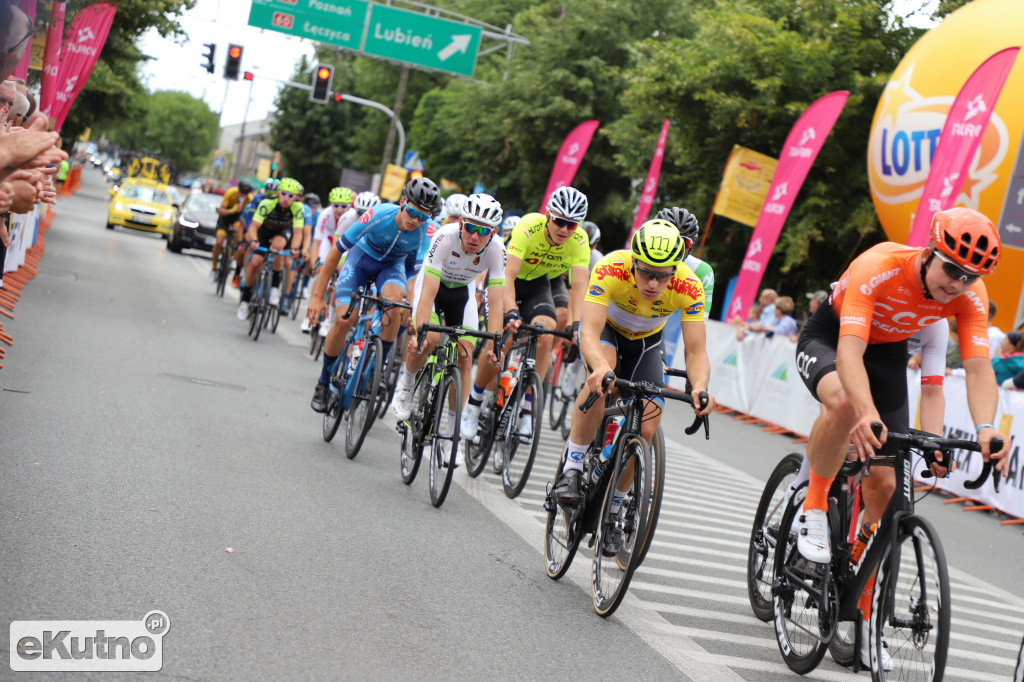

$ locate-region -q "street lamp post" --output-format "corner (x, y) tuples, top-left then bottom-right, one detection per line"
(232, 73), (256, 181)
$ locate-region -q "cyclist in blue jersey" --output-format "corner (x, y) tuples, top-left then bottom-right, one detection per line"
(306, 177), (443, 413)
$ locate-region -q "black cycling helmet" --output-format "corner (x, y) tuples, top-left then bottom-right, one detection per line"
(303, 192), (321, 208)
(655, 207), (699, 245)
(402, 176), (443, 216)
(237, 180), (253, 194)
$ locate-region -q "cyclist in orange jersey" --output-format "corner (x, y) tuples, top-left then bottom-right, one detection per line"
(795, 207), (1010, 565)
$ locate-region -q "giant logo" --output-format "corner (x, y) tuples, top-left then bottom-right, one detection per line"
(867, 0), (1024, 329)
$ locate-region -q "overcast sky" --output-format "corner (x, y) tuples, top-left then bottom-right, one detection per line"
(139, 0), (940, 133)
(139, 0), (315, 128)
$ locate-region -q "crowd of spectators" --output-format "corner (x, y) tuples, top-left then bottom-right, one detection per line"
(1, 0), (67, 266)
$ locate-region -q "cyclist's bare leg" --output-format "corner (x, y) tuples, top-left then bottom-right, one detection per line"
(232, 223), (246, 273)
(212, 229), (228, 271)
(379, 282), (406, 344)
(325, 302), (358, 357)
(805, 371), (859, 482)
(283, 255), (296, 297)
(532, 314), (557, 380)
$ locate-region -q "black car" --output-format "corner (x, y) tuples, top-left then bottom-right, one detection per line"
(167, 192), (222, 253)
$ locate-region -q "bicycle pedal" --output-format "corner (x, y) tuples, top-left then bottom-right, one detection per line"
(543, 495), (556, 513)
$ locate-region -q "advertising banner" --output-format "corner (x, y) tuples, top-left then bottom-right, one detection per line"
(726, 91), (849, 324)
(628, 119), (670, 240)
(907, 48), (1020, 246)
(38, 1), (65, 120)
(51, 3), (118, 131)
(379, 164), (408, 202)
(712, 145), (779, 228)
(538, 120), (599, 212)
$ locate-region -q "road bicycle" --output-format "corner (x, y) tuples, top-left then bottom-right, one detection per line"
(544, 339), (583, 440)
(1015, 633), (1024, 682)
(214, 228), (240, 298)
(245, 247), (290, 342)
(396, 321), (500, 507)
(463, 324), (573, 498)
(543, 371), (709, 617)
(321, 287), (410, 458)
(771, 423), (1002, 679)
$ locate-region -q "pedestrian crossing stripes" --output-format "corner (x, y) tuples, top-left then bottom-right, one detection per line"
(455, 413), (1024, 680)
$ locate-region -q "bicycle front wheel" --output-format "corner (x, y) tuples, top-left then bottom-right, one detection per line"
(345, 336), (383, 459)
(216, 248), (231, 297)
(428, 366), (461, 508)
(501, 370), (543, 498)
(748, 452), (805, 622)
(869, 514), (950, 682)
(592, 433), (649, 618)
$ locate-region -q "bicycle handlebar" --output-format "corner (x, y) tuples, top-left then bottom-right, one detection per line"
(340, 286), (413, 321)
(416, 324), (502, 360)
(868, 422), (1004, 492)
(580, 371), (710, 439)
(250, 246), (292, 257)
(514, 324), (574, 340)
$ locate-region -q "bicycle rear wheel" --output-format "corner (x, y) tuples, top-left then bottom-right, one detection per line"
(501, 370), (543, 499)
(544, 445), (585, 580)
(400, 370), (431, 485)
(428, 366), (461, 508)
(772, 494), (830, 675)
(216, 247), (231, 297)
(633, 424), (666, 568)
(322, 356), (346, 443)
(345, 336), (383, 460)
(869, 515), (950, 682)
(592, 433), (649, 617)
(464, 397), (495, 478)
(748, 452), (805, 622)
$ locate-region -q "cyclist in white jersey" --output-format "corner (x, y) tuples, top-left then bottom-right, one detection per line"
(656, 207), (714, 319)
(392, 194), (507, 444)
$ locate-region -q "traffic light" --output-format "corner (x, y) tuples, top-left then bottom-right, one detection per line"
(224, 44), (243, 80)
(310, 64), (333, 104)
(243, 71), (254, 81)
(409, 169), (424, 180)
(201, 43), (215, 74)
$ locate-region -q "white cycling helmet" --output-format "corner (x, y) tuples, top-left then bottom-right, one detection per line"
(501, 215), (520, 239)
(546, 186), (588, 221)
(462, 193), (503, 228)
(354, 191), (381, 212)
(444, 193), (468, 219)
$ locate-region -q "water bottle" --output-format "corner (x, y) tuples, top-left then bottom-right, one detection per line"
(591, 420), (620, 483)
(497, 356), (519, 407)
(850, 522), (877, 565)
(347, 338), (364, 374)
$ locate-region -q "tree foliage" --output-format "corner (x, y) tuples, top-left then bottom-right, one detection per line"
(102, 90), (219, 171)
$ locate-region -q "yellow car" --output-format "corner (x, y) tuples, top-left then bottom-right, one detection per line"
(107, 179), (179, 238)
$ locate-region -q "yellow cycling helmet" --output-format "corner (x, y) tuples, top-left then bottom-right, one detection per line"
(631, 219), (686, 267)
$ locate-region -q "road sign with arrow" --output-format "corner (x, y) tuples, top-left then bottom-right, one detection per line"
(361, 4), (481, 77)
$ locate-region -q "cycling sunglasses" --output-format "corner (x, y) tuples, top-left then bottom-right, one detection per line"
(462, 221), (492, 237)
(933, 250), (980, 284)
(279, 191), (298, 200)
(404, 204), (432, 222)
(633, 264), (674, 283)
(331, 203), (351, 210)
(5, 29), (32, 58)
(550, 216), (578, 230)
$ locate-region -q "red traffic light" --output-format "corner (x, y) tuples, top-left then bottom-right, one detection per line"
(409, 170), (424, 180)
(229, 46), (242, 59)
(243, 71), (253, 81)
(317, 67), (331, 80)
(333, 94), (342, 102)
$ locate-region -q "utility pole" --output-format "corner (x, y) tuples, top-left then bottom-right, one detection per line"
(232, 72), (255, 180)
(380, 66), (409, 177)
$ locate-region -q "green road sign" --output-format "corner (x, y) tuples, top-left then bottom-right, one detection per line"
(362, 4), (481, 77)
(247, 0), (368, 51)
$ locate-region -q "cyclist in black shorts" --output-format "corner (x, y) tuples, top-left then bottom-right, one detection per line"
(236, 177), (305, 321)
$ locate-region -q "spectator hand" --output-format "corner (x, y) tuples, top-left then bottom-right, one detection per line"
(1, 119), (65, 170)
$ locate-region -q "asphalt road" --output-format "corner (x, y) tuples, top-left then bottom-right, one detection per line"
(2, 168), (1022, 680)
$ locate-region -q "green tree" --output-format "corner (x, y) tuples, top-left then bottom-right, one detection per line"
(103, 90), (218, 171)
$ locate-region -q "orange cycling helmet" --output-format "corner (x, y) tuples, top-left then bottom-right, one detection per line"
(930, 207), (1000, 275)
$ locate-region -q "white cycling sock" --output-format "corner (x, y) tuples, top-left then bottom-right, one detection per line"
(609, 490), (627, 514)
(398, 366), (414, 388)
(562, 440), (589, 472)
(445, 410), (456, 437)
